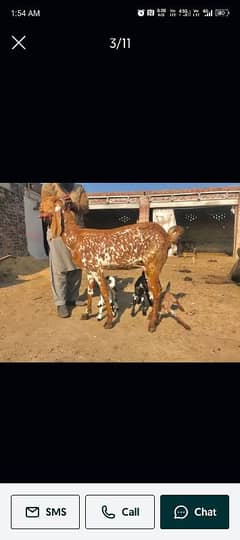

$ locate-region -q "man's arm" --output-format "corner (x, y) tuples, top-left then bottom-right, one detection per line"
(40, 183), (54, 217)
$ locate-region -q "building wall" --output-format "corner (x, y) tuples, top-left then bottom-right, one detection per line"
(85, 208), (139, 229)
(175, 207), (235, 254)
(0, 183), (28, 257)
(24, 192), (48, 259)
(234, 196), (240, 256)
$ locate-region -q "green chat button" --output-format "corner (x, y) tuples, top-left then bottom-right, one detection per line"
(160, 495), (229, 529)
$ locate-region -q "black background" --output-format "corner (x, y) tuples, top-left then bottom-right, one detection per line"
(2, 1), (238, 180)
(0, 1), (239, 483)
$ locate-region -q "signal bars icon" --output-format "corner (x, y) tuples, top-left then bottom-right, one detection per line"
(202, 8), (213, 16)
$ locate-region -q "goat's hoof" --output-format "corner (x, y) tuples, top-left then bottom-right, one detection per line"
(81, 313), (90, 321)
(104, 321), (114, 330)
(148, 323), (157, 333)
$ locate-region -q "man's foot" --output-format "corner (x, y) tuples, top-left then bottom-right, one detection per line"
(57, 305), (70, 318)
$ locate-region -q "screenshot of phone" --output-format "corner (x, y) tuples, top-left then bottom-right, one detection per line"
(0, 1), (239, 539)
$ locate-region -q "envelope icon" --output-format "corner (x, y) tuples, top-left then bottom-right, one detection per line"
(25, 506), (40, 518)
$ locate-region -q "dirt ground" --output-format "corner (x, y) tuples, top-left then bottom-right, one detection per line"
(0, 253), (239, 362)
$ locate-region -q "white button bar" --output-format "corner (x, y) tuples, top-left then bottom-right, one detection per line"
(86, 495), (155, 529)
(11, 495), (80, 529)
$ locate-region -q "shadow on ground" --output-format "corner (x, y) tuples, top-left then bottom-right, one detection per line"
(0, 256), (49, 289)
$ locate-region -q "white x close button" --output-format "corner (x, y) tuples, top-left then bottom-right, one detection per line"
(11, 35), (26, 50)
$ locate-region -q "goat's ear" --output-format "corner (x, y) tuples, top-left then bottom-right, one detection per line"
(50, 210), (62, 238)
(168, 226), (184, 243)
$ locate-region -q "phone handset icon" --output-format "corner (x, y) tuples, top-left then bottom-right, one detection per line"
(101, 505), (116, 519)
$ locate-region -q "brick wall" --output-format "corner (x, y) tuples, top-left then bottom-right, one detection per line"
(0, 183), (28, 257)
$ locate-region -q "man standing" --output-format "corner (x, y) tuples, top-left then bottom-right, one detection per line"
(41, 182), (89, 318)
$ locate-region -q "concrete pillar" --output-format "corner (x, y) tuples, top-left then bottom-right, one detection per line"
(139, 195), (150, 222)
(234, 195), (240, 257)
(152, 208), (177, 256)
(152, 208), (176, 230)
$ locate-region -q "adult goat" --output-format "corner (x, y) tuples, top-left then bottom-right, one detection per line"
(40, 196), (184, 332)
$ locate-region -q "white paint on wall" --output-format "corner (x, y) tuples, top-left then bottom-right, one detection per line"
(24, 193), (47, 259)
(152, 208), (177, 256)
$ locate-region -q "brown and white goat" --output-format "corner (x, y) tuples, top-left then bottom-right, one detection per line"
(40, 197), (184, 332)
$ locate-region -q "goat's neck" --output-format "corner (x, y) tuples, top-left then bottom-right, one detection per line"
(61, 211), (80, 247)
(62, 210), (78, 233)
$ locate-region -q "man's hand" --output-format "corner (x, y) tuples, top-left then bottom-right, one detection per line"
(63, 193), (72, 203)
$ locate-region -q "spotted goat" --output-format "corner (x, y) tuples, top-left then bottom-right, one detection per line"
(40, 197), (184, 332)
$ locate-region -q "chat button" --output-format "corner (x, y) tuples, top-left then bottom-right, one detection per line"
(160, 495), (229, 529)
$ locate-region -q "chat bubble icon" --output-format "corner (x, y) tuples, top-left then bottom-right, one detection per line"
(174, 505), (189, 520)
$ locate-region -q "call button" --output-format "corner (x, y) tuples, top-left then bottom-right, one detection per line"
(161, 495), (229, 529)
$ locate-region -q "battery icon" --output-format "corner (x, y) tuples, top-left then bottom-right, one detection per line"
(215, 8), (230, 17)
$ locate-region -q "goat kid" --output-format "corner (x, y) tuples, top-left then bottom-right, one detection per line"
(131, 274), (191, 330)
(131, 271), (153, 317)
(84, 275), (119, 321)
(97, 276), (118, 321)
(40, 197), (184, 332)
(159, 282), (191, 331)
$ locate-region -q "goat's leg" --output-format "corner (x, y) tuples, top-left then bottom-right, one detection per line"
(131, 294), (138, 317)
(111, 289), (119, 318)
(113, 300), (119, 317)
(177, 301), (185, 313)
(141, 293), (149, 316)
(81, 276), (94, 320)
(111, 299), (119, 318)
(145, 266), (163, 333)
(172, 312), (191, 331)
(98, 273), (114, 329)
(97, 296), (105, 321)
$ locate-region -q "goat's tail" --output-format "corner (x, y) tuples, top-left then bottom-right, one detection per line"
(168, 226), (184, 244)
